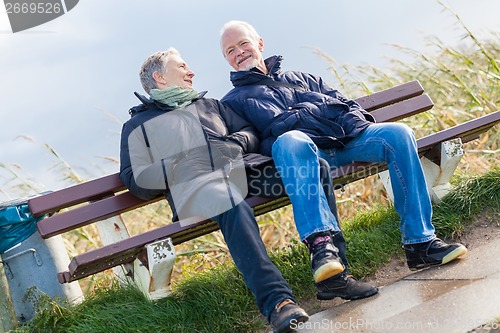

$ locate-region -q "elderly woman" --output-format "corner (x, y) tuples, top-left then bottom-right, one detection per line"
(119, 48), (309, 332)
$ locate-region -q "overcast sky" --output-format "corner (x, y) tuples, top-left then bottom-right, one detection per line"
(0, 0), (499, 201)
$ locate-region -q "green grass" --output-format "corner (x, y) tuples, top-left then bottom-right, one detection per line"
(11, 168), (500, 333)
(433, 169), (500, 237)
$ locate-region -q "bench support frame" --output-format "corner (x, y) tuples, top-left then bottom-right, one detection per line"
(379, 138), (464, 203)
(96, 217), (177, 299)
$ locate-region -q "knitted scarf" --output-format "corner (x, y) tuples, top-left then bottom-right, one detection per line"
(149, 85), (199, 109)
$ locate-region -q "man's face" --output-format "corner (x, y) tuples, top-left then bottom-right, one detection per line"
(162, 55), (195, 89)
(221, 26), (265, 72)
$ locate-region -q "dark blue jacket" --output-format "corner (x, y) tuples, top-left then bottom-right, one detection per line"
(221, 55), (375, 156)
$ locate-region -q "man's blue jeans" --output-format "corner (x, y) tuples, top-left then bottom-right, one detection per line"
(271, 123), (436, 245)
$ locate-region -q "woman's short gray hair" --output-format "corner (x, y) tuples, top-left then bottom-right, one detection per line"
(219, 20), (260, 55)
(139, 47), (180, 93)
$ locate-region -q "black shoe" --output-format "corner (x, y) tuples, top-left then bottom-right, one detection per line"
(404, 238), (468, 271)
(305, 232), (345, 283)
(269, 299), (309, 333)
(316, 273), (379, 301)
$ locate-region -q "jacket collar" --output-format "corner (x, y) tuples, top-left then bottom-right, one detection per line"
(229, 55), (283, 87)
(129, 91), (208, 117)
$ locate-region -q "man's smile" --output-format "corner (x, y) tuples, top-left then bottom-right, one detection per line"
(237, 54), (252, 66)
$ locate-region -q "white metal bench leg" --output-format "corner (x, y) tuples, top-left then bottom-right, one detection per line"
(97, 217), (176, 300)
(134, 238), (176, 300)
(378, 170), (394, 202)
(95, 216), (134, 283)
(379, 138), (464, 204)
(420, 138), (464, 203)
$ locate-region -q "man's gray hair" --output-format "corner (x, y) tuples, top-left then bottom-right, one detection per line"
(139, 47), (180, 94)
(219, 20), (260, 55)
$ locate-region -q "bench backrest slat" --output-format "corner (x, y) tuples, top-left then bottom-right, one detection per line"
(370, 94), (433, 123)
(329, 110), (500, 185)
(29, 173), (125, 217)
(417, 111), (500, 152)
(38, 193), (290, 239)
(37, 192), (161, 238)
(355, 80), (424, 111)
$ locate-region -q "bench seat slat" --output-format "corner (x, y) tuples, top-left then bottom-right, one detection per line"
(64, 217), (217, 281)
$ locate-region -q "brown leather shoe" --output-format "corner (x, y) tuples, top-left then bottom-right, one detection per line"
(269, 299), (309, 333)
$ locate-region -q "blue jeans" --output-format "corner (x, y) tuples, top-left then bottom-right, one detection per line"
(214, 201), (294, 321)
(272, 124), (436, 244)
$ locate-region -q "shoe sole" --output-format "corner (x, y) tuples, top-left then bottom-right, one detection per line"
(442, 245), (468, 265)
(316, 287), (379, 301)
(313, 261), (344, 283)
(409, 245), (468, 271)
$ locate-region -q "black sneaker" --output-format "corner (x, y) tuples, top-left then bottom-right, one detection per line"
(305, 232), (345, 283)
(316, 273), (379, 301)
(404, 238), (468, 271)
(269, 299), (309, 333)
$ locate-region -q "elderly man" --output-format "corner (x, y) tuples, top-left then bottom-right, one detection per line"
(119, 47), (311, 333)
(219, 20), (467, 301)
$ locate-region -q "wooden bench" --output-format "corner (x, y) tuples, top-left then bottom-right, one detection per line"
(27, 80), (500, 298)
